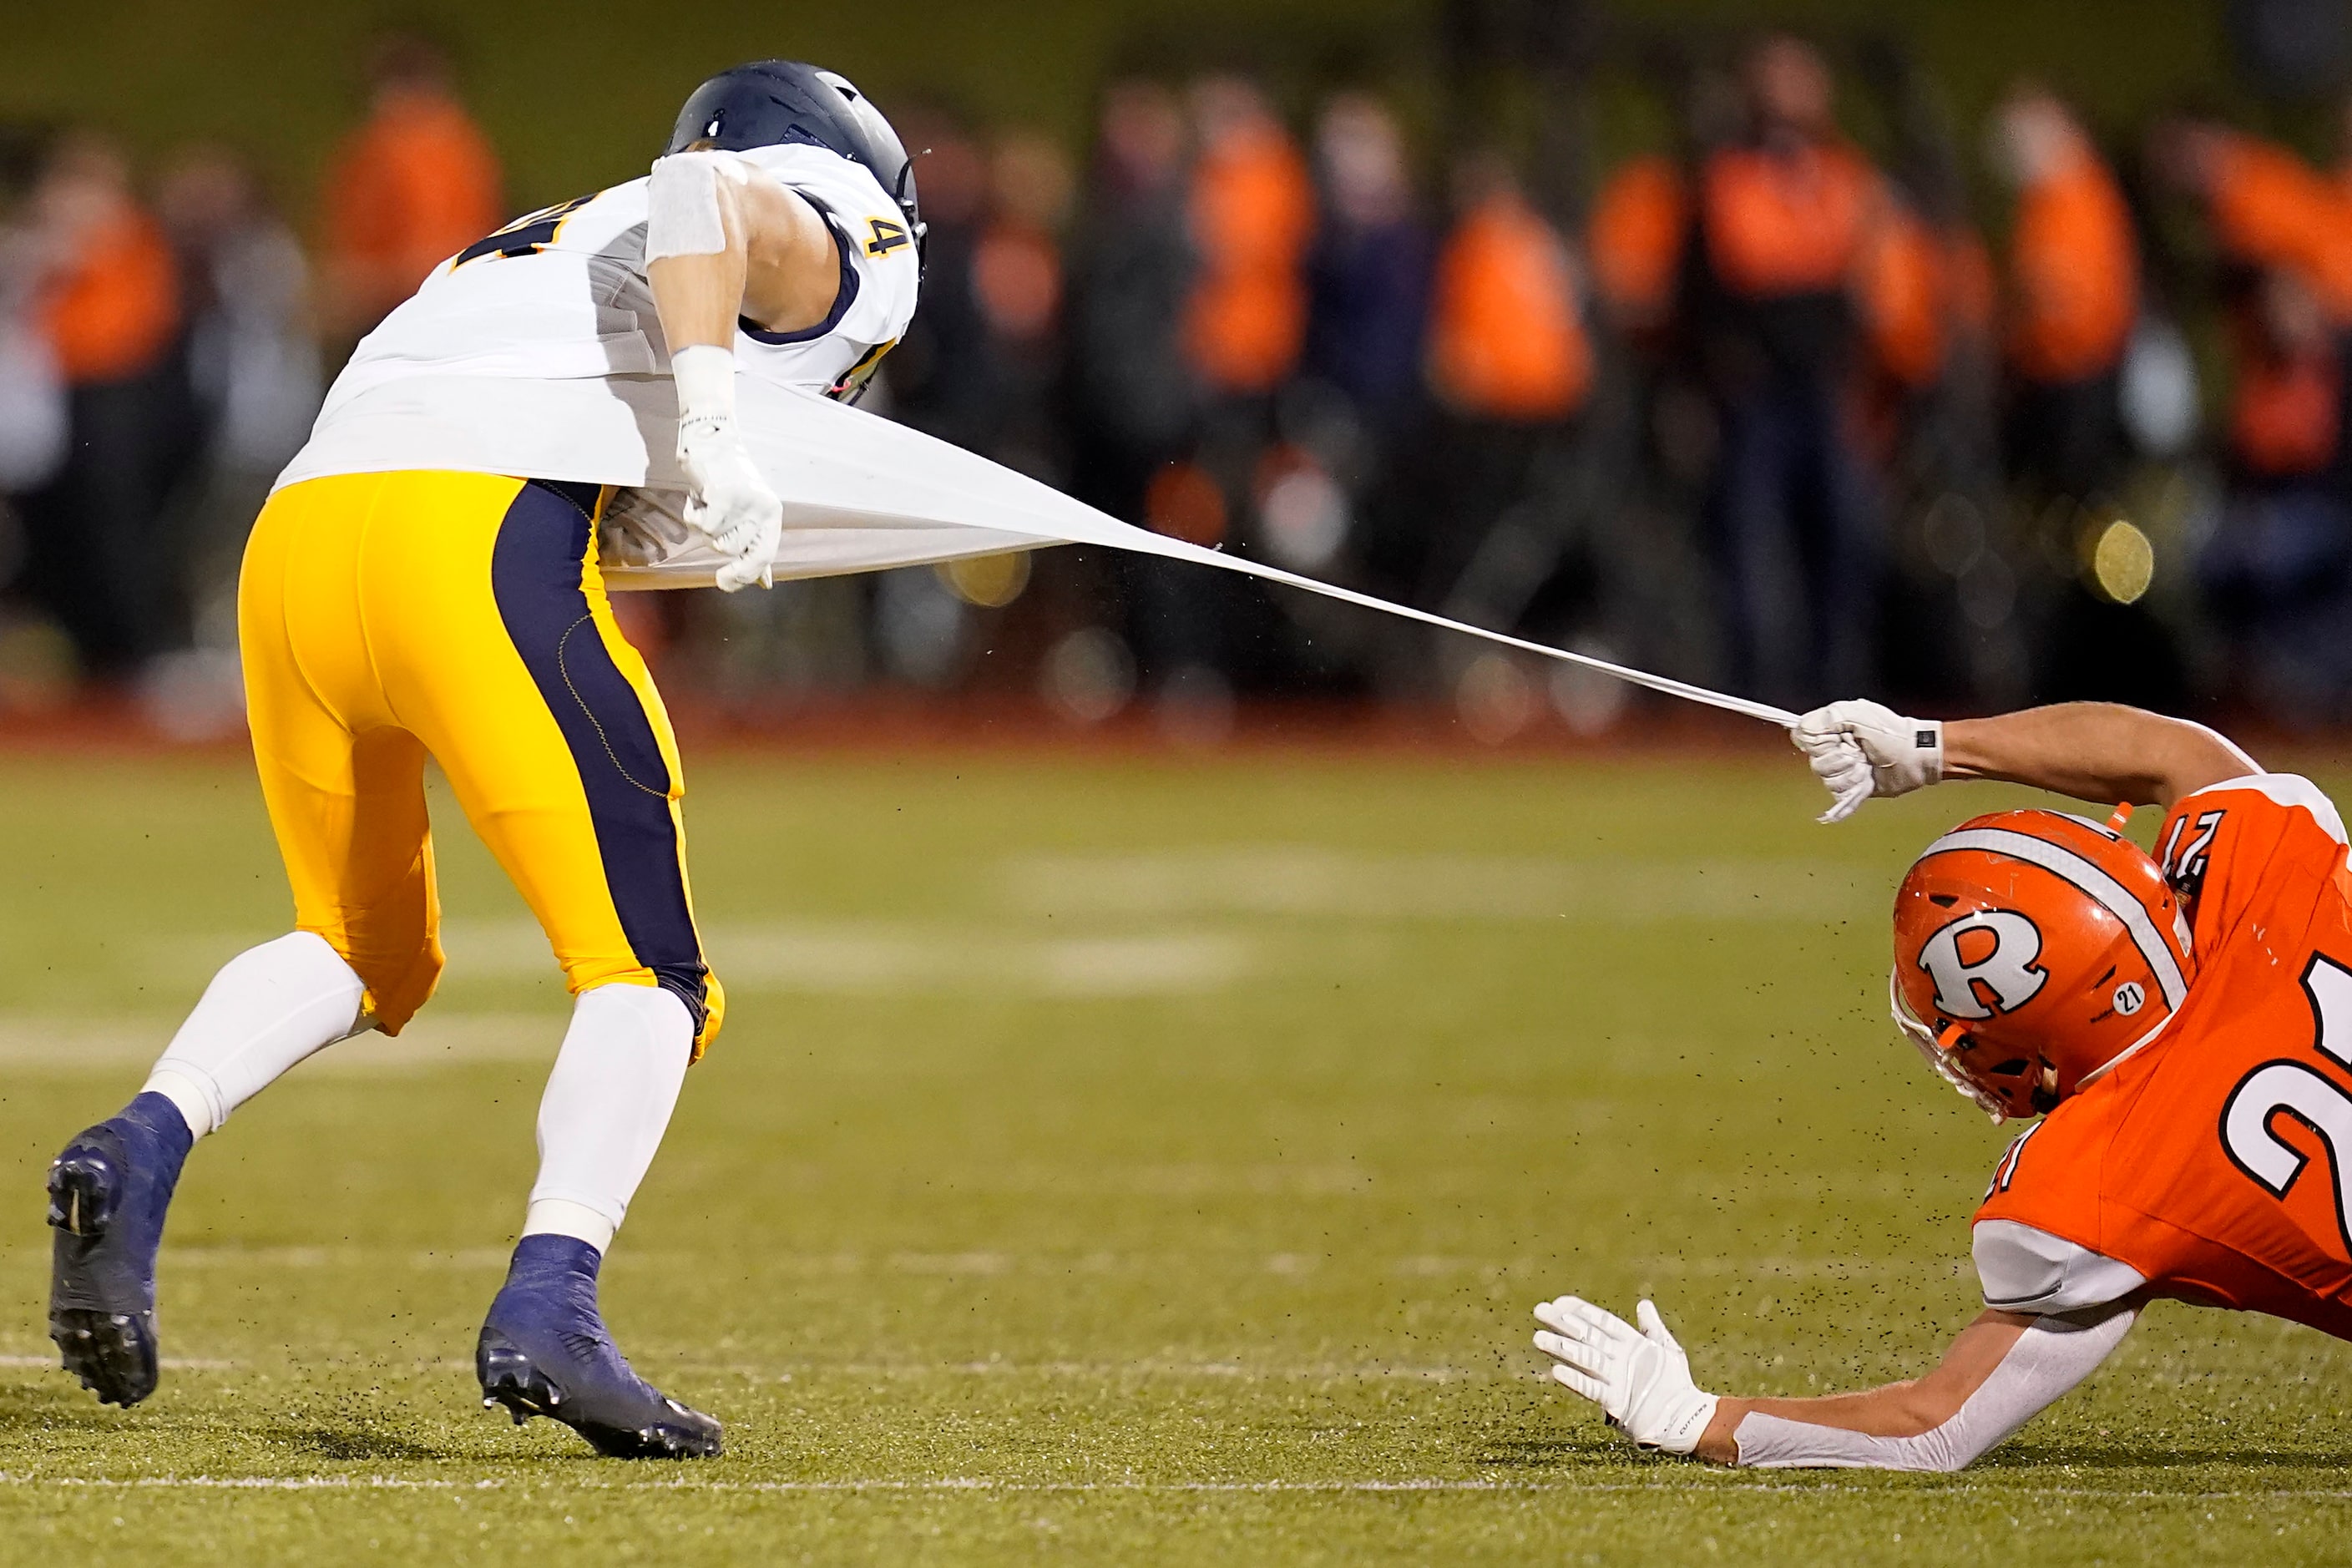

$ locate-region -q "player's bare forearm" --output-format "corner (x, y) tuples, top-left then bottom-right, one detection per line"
(645, 155), (833, 590)
(647, 170), (837, 349)
(647, 226), (750, 351)
(1941, 704), (2253, 812)
(1691, 1310), (2033, 1464)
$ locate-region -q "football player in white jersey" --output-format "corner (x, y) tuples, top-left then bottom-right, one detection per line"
(45, 63), (921, 1459)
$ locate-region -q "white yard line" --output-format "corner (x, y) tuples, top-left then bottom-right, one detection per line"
(0, 1356), (230, 1369)
(668, 1360), (1495, 1381)
(3, 1474), (2349, 1501)
(0, 1354), (1500, 1381)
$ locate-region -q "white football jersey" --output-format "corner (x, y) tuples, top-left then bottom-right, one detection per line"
(278, 141), (920, 494)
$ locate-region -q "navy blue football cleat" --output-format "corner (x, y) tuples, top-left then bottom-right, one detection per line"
(476, 1234), (721, 1459)
(47, 1092), (195, 1407)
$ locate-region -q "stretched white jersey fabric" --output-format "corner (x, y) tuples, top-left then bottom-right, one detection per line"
(278, 141), (918, 495)
(269, 133), (1788, 726)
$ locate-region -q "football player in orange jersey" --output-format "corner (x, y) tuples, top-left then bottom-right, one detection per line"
(1534, 699), (2352, 1469)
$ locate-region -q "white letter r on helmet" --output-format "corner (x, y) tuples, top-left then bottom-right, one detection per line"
(1917, 910), (2049, 1020)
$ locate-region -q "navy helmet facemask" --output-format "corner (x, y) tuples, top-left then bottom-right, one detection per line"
(665, 61), (923, 262)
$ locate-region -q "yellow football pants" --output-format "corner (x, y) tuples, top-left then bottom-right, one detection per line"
(239, 470), (723, 1056)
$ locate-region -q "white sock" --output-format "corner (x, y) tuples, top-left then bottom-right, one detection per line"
(144, 932), (369, 1140)
(520, 984), (693, 1253)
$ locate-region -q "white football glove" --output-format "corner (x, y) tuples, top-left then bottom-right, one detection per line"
(670, 343), (780, 592)
(1792, 699), (1945, 824)
(1532, 1295), (1718, 1454)
(677, 413), (781, 591)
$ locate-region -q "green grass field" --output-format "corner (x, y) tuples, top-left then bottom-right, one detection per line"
(0, 744), (2346, 1564)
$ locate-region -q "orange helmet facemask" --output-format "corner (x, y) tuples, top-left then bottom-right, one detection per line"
(1890, 808), (2197, 1124)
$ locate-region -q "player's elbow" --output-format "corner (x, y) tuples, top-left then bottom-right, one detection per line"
(2092, 704), (2254, 804)
(1864, 1391), (1995, 1472)
(1883, 1433), (1985, 1473)
(2155, 718), (2258, 804)
(1874, 1378), (1970, 1439)
(1873, 1382), (2016, 1472)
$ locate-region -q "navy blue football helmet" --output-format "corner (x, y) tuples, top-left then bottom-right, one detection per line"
(665, 62), (921, 254)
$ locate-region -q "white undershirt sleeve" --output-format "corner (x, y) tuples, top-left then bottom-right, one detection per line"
(1973, 1219), (2148, 1314)
(1729, 1306), (2136, 1470)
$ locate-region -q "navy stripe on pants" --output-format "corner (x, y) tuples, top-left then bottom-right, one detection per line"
(491, 479), (708, 1030)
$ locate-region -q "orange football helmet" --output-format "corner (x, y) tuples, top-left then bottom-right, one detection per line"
(1890, 808), (2196, 1123)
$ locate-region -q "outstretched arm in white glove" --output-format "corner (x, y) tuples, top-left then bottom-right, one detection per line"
(1534, 1296), (2133, 1469)
(1793, 699), (2256, 824)
(643, 146), (843, 591)
(1531, 1296), (1718, 1453)
(1790, 699), (1944, 824)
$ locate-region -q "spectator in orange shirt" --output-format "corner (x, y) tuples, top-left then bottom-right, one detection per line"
(320, 32), (502, 349)
(1991, 85), (2139, 506)
(1107, 73), (1318, 711)
(12, 133), (198, 680)
(2198, 266), (2352, 721)
(2149, 114), (2352, 486)
(1857, 197), (1950, 397)
(1688, 35), (1885, 706)
(1182, 74), (1313, 402)
(1425, 155), (1592, 428)
(1587, 153), (1687, 341)
(2168, 122), (2352, 323)
(2226, 272), (2343, 483)
(2150, 114), (2352, 721)
(1414, 149), (1594, 620)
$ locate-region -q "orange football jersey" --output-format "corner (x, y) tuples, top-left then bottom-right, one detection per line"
(1975, 775), (2352, 1339)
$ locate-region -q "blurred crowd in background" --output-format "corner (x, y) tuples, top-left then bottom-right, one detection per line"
(11, 12), (2352, 741)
